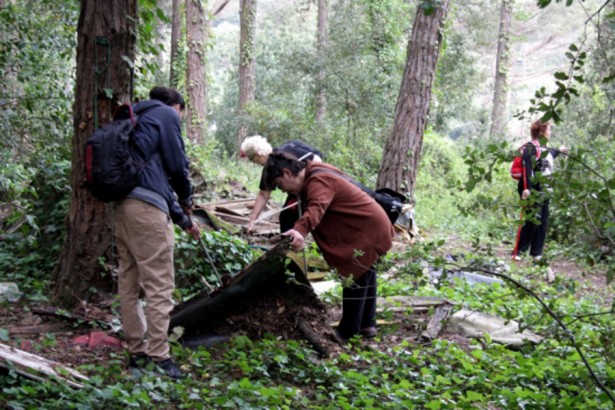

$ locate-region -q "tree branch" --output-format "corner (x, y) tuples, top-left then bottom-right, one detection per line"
(448, 262), (615, 404)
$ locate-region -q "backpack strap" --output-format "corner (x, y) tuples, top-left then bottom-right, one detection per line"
(307, 167), (376, 197)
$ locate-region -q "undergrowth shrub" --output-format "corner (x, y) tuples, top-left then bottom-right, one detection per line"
(0, 158), (70, 297)
(174, 230), (258, 300)
(415, 131), (512, 241)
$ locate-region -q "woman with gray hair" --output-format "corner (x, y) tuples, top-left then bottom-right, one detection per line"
(240, 135), (322, 232)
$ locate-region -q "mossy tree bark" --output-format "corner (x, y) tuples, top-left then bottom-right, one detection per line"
(237, 0), (257, 154)
(489, 0), (514, 140)
(186, 0), (208, 145)
(376, 1), (450, 204)
(51, 0), (137, 307)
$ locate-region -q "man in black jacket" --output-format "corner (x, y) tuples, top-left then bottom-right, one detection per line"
(114, 87), (199, 379)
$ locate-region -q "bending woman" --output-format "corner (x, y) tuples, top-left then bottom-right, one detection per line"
(240, 135), (322, 232)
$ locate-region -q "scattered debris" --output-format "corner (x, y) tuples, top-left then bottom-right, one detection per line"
(31, 305), (114, 326)
(421, 304), (454, 340)
(8, 323), (69, 336)
(0, 282), (22, 302)
(448, 308), (543, 346)
(430, 268), (504, 286)
(70, 331), (123, 349)
(0, 342), (89, 388)
(378, 296), (455, 313)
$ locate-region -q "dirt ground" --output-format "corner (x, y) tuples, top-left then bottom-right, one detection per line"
(0, 239), (611, 381)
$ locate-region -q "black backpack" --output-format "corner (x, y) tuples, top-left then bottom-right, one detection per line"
(84, 104), (145, 202)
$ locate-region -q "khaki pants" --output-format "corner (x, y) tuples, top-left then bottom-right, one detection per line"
(114, 198), (175, 360)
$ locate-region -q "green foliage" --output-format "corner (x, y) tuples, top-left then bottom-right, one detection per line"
(537, 0), (575, 8)
(0, 160), (71, 297)
(134, 0), (172, 94)
(433, 29), (488, 138)
(210, 0), (410, 159)
(414, 131), (513, 240)
(174, 229), (257, 299)
(0, 0), (76, 162)
(3, 255), (614, 408)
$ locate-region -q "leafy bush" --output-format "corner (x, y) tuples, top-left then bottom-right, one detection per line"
(0, 158), (70, 297)
(174, 229), (258, 299)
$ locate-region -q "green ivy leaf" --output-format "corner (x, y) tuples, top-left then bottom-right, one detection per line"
(466, 390), (484, 401)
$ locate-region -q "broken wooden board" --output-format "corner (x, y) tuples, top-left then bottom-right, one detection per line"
(379, 296), (454, 310)
(421, 304), (454, 340)
(0, 343), (89, 388)
(8, 323), (69, 336)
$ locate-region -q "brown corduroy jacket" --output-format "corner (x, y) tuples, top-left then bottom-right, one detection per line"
(293, 162), (394, 279)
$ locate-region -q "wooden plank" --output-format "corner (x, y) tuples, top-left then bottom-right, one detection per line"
(0, 343), (89, 388)
(214, 205), (250, 217)
(421, 304), (453, 340)
(307, 272), (328, 281)
(8, 323), (69, 335)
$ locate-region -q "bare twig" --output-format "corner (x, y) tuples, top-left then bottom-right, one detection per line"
(565, 310), (615, 326)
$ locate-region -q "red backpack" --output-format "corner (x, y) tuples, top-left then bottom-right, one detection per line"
(510, 140), (540, 180)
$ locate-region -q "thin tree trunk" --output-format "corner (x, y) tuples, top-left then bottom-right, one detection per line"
(170, 0), (182, 87)
(186, 0), (208, 145)
(315, 0), (328, 125)
(489, 0), (513, 140)
(51, 0), (137, 308)
(376, 1), (450, 204)
(237, 0), (257, 153)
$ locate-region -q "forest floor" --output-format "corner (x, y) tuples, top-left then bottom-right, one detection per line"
(0, 233), (611, 385)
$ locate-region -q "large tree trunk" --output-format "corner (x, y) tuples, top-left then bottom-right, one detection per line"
(376, 1), (449, 203)
(51, 0), (137, 308)
(489, 0), (513, 140)
(315, 0), (328, 125)
(186, 0), (208, 145)
(237, 0), (257, 152)
(170, 0), (182, 87)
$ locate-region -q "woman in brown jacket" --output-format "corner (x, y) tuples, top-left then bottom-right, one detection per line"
(264, 152), (395, 341)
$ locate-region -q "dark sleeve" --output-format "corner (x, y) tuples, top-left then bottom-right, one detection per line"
(158, 107), (193, 206)
(521, 143), (537, 189)
(549, 148), (560, 159)
(259, 167), (270, 191)
(170, 201), (193, 229)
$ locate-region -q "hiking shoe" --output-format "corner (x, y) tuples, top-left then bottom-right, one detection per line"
(154, 358), (186, 380)
(512, 255), (522, 261)
(128, 353), (151, 369)
(359, 327), (377, 339)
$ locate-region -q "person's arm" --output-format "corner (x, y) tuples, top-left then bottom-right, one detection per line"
(158, 106), (192, 204)
(521, 142), (537, 199)
(247, 190), (271, 232)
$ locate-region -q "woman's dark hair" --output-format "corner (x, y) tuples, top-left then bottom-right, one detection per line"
(149, 86), (186, 109)
(530, 119), (550, 140)
(263, 151), (307, 189)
